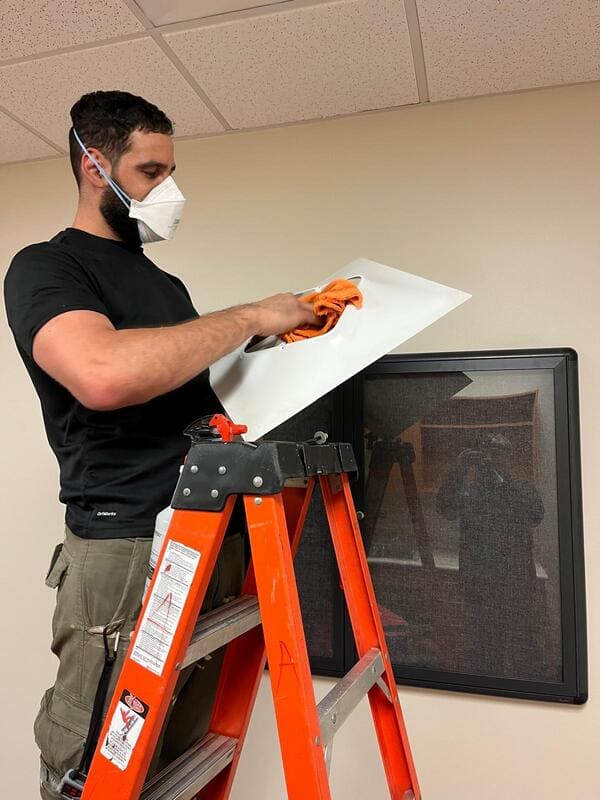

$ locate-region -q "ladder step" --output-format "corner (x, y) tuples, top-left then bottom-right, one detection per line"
(141, 733), (238, 800)
(182, 595), (261, 669)
(317, 648), (385, 746)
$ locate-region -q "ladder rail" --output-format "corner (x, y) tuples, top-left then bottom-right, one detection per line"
(79, 498), (236, 800)
(320, 473), (421, 799)
(241, 489), (332, 800)
(197, 484), (315, 800)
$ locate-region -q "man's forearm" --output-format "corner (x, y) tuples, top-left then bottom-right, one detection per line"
(32, 289), (318, 410)
(99, 303), (259, 408)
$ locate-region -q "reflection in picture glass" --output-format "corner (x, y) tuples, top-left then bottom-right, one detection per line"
(363, 370), (562, 683)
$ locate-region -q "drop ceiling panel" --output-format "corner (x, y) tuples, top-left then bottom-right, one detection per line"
(0, 0), (144, 62)
(417, 0), (600, 101)
(165, 0), (418, 129)
(0, 38), (224, 151)
(136, 0), (292, 27)
(0, 111), (59, 164)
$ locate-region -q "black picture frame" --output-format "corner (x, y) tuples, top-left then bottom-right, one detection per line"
(284, 348), (587, 703)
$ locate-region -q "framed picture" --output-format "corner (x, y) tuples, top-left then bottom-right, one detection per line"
(272, 349), (587, 703)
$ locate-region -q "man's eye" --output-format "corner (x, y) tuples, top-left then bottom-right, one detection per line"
(144, 171), (159, 179)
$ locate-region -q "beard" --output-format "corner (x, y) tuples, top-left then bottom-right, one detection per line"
(100, 186), (141, 247)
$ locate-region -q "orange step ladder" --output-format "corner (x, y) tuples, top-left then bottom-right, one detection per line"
(75, 415), (420, 800)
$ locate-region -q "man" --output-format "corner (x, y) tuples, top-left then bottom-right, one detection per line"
(3, 90), (318, 800)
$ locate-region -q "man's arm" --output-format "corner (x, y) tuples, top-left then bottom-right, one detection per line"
(32, 293), (319, 411)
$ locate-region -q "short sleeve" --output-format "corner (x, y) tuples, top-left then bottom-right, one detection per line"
(4, 243), (109, 358)
(164, 271), (194, 302)
(163, 270), (199, 316)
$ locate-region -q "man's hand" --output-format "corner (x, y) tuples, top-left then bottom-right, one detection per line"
(251, 293), (321, 338)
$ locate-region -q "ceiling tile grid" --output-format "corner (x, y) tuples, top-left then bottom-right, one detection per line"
(136, 0), (292, 27)
(0, 37), (224, 153)
(164, 0), (419, 129)
(0, 0), (599, 166)
(0, 110), (59, 164)
(417, 0), (600, 101)
(0, 0), (144, 62)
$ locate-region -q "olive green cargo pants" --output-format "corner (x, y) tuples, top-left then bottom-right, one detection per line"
(35, 525), (245, 800)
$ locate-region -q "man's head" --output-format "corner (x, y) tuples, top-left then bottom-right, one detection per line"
(69, 91), (176, 245)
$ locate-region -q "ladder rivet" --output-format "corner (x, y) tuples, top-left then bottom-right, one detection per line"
(210, 489), (219, 498)
(190, 465), (199, 474)
(183, 488), (191, 497)
(314, 736), (321, 746)
(253, 475), (263, 487)
(254, 497), (262, 505)
(331, 713), (337, 725)
(218, 465), (227, 475)
(175, 662), (181, 670)
(356, 510), (365, 520)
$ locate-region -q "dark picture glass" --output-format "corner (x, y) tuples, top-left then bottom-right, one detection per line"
(363, 369), (560, 681)
(264, 349), (586, 702)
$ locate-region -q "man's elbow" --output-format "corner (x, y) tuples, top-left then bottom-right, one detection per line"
(76, 372), (138, 411)
(77, 385), (125, 412)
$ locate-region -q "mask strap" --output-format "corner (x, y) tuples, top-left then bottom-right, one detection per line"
(72, 128), (131, 209)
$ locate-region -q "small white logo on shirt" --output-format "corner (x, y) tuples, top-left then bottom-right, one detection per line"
(96, 511), (117, 517)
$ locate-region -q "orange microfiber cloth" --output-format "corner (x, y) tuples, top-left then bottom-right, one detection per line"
(281, 279), (363, 343)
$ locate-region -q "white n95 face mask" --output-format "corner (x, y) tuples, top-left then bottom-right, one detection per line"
(73, 128), (186, 243)
(128, 176), (185, 243)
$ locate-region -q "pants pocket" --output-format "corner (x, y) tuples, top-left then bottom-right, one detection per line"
(45, 543), (70, 589)
(34, 687), (87, 779)
(81, 537), (151, 632)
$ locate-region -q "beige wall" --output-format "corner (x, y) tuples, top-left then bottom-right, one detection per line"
(1, 81), (598, 798)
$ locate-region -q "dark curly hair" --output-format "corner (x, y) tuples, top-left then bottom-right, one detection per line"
(69, 90), (173, 185)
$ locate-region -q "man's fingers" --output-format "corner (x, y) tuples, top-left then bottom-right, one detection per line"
(300, 302), (321, 327)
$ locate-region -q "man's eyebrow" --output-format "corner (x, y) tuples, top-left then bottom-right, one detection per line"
(137, 160), (176, 173)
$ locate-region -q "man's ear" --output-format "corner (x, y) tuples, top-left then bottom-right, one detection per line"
(80, 148), (109, 189)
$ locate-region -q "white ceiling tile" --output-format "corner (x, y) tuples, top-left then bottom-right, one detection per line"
(417, 0), (600, 101)
(0, 38), (224, 150)
(164, 0), (418, 129)
(0, 0), (144, 61)
(137, 0), (291, 27)
(0, 111), (58, 164)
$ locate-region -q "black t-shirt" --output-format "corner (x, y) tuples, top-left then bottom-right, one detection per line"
(4, 228), (222, 539)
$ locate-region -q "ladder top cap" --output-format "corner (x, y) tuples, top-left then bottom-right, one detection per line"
(172, 440), (357, 512)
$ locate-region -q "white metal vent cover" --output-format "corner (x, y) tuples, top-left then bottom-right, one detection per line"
(210, 258), (471, 441)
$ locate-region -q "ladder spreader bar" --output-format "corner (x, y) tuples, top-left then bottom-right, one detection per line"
(317, 648), (384, 747)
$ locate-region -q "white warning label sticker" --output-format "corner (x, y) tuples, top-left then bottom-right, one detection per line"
(130, 540), (201, 676)
(100, 690), (149, 771)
